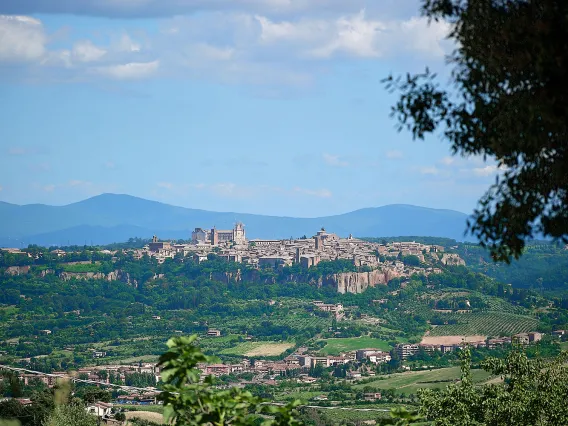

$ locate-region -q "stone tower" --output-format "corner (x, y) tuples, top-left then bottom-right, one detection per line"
(210, 228), (219, 246)
(233, 222), (246, 244)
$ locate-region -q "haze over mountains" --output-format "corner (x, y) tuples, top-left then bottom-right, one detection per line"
(0, 194), (472, 247)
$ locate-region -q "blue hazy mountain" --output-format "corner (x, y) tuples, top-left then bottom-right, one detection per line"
(0, 194), (471, 247)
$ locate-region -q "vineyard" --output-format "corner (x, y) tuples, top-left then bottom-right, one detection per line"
(429, 312), (539, 337)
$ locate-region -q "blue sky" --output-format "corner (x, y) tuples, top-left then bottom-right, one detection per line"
(0, 0), (501, 217)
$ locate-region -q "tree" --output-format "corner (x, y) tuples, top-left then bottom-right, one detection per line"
(43, 404), (98, 426)
(157, 335), (303, 425)
(384, 0), (568, 262)
(382, 347), (568, 425)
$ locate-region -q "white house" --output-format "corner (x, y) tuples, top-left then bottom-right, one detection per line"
(86, 402), (113, 418)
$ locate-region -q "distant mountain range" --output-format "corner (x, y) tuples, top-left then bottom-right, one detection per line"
(0, 194), (472, 247)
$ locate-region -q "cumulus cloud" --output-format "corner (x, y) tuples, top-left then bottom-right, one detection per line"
(471, 165), (505, 177)
(255, 10), (450, 59)
(0, 15), (46, 62)
(72, 40), (106, 62)
(0, 6), (451, 87)
(93, 60), (159, 79)
(439, 156), (454, 165)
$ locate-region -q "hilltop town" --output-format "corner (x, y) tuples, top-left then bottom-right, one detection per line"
(127, 224), (465, 293)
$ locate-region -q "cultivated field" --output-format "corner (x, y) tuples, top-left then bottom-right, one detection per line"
(221, 341), (294, 357)
(421, 335), (487, 345)
(126, 410), (165, 424)
(318, 337), (392, 355)
(428, 312), (539, 337)
(354, 366), (493, 394)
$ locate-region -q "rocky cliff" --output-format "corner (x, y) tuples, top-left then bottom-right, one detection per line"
(326, 269), (399, 294)
(3, 264), (398, 293)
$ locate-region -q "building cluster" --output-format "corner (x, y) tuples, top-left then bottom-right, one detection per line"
(135, 224), (454, 285)
(396, 332), (544, 359)
(17, 363), (161, 389)
(197, 346), (393, 389)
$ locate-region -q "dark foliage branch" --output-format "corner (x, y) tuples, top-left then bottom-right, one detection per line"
(384, 0), (568, 262)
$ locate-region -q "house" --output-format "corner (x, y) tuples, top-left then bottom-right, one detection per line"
(528, 332), (543, 343)
(513, 333), (530, 345)
(396, 344), (419, 359)
(205, 364), (231, 376)
(363, 393), (382, 401)
(86, 402), (113, 418)
(92, 351), (107, 358)
(40, 329), (52, 335)
(347, 371), (362, 379)
(366, 352), (392, 364)
(207, 329), (221, 337)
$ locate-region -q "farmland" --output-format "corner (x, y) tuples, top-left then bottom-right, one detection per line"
(353, 366), (493, 394)
(318, 337), (393, 355)
(221, 341), (294, 357)
(428, 312), (539, 337)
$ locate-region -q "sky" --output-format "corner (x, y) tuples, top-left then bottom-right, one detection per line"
(0, 0), (502, 217)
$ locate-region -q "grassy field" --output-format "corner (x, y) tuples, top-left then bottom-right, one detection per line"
(354, 366), (493, 394)
(318, 337), (392, 355)
(117, 405), (164, 414)
(429, 312), (539, 337)
(220, 341), (294, 357)
(125, 410), (164, 424)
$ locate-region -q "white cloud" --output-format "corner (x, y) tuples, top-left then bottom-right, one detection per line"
(94, 60), (159, 79)
(386, 150), (404, 159)
(470, 164), (508, 177)
(440, 156), (454, 166)
(254, 10), (450, 59)
(0, 15), (47, 62)
(68, 179), (92, 187)
(420, 166), (440, 176)
(114, 34), (141, 52)
(323, 153), (349, 167)
(309, 10), (385, 58)
(399, 16), (451, 58)
(157, 182), (174, 189)
(292, 187), (332, 198)
(72, 40), (106, 62)
(43, 184), (55, 192)
(0, 8), (451, 87)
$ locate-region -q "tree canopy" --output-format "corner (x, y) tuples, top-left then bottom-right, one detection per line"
(385, 0), (568, 262)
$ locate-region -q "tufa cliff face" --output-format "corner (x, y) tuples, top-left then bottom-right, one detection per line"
(440, 253), (466, 266)
(327, 269), (399, 294)
(2, 265), (399, 293)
